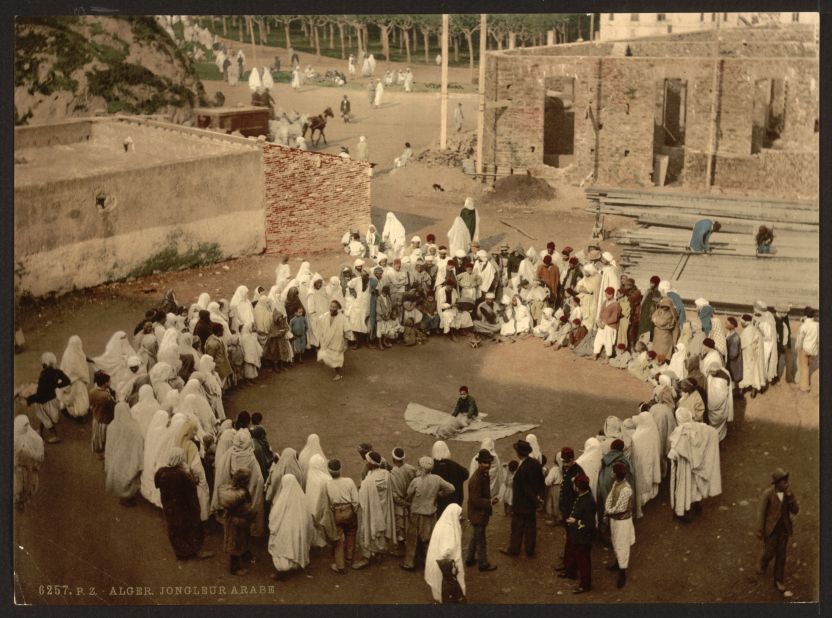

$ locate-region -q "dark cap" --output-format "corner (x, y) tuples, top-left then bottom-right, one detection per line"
(703, 338), (715, 349)
(610, 439), (625, 451)
(476, 449), (494, 464)
(612, 461), (627, 477)
(574, 474), (590, 490)
(358, 442), (373, 455)
(561, 447), (575, 462)
(513, 440), (533, 456)
(650, 275), (661, 285)
(328, 458), (341, 473)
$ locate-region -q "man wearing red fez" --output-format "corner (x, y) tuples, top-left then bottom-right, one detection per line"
(451, 386), (478, 421)
(604, 461), (635, 588)
(537, 254), (560, 307)
(593, 286), (621, 361)
(569, 319), (589, 350)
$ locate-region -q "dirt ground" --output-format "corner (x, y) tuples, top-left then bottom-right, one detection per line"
(12, 44), (819, 606)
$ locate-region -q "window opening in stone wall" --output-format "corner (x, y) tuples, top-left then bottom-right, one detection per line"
(667, 25), (673, 33)
(609, 13), (614, 20)
(653, 78), (687, 185)
(792, 12), (800, 22)
(630, 14), (639, 22)
(751, 78), (786, 154)
(657, 14), (666, 22)
(700, 13), (705, 22)
(543, 77), (575, 169)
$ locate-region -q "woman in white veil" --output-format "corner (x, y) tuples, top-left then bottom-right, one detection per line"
(424, 503), (465, 603)
(58, 335), (91, 418)
(447, 217), (471, 258)
(382, 212), (406, 259)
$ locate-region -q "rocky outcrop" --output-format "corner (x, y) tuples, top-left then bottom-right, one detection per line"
(15, 16), (208, 125)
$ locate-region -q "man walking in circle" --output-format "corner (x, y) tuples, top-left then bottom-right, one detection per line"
(757, 468), (800, 593)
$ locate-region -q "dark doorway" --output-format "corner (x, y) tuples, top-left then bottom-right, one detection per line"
(752, 78), (786, 154)
(543, 77), (575, 168)
(652, 78), (687, 185)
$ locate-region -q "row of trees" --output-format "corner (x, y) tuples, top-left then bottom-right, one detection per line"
(198, 15), (595, 82)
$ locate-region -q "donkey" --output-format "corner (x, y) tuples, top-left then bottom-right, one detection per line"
(302, 107), (335, 147)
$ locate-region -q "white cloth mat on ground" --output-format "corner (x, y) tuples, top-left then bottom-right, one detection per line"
(405, 402), (538, 442)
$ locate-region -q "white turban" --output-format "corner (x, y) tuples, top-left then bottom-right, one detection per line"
(411, 236), (421, 243)
(454, 249), (466, 258)
(602, 251), (614, 262)
(694, 298), (709, 308)
(354, 259), (365, 267)
(658, 281), (671, 294)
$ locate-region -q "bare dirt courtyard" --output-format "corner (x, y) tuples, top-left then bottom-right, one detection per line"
(12, 44), (819, 606)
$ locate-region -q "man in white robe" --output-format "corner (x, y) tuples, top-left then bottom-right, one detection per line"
(306, 275), (330, 348)
(667, 408), (722, 520)
(473, 250), (496, 298)
(739, 314), (766, 396)
(316, 301), (352, 381)
(595, 252), (620, 325)
(753, 301), (779, 384)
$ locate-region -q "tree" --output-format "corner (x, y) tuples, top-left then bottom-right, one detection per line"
(416, 15), (440, 64)
(452, 14), (480, 84)
(369, 15), (395, 61)
(393, 14), (414, 64)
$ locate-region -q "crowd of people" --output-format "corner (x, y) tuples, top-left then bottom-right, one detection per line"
(13, 197), (817, 601)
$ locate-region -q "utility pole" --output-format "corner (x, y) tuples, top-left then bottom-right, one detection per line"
(248, 16), (257, 72)
(476, 14), (487, 176)
(704, 12), (721, 190)
(440, 14), (449, 150)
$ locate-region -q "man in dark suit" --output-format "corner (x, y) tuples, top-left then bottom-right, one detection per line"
(500, 440), (544, 558)
(757, 468), (800, 592)
(464, 449), (499, 572)
(562, 473), (596, 594)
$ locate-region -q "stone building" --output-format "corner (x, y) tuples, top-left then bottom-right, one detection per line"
(599, 12), (818, 41)
(14, 117), (371, 297)
(481, 25), (818, 199)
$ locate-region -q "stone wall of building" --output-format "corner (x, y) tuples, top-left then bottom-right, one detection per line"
(263, 144), (372, 256)
(483, 45), (818, 199)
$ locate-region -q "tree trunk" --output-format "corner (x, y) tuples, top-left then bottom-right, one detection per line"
(348, 29), (352, 52)
(422, 28), (430, 63)
(453, 35), (459, 62)
(363, 25), (370, 56)
(508, 31), (516, 49)
(355, 25), (363, 57)
(259, 19), (267, 46)
(398, 26), (403, 53)
(328, 22), (334, 49)
(238, 16), (244, 42)
(265, 19), (270, 36)
(380, 24), (389, 61)
(222, 16), (227, 35)
(314, 25), (321, 57)
(465, 31), (474, 84)
(284, 22), (292, 49)
(412, 28), (418, 52)
(404, 28), (411, 63)
(338, 22), (345, 59)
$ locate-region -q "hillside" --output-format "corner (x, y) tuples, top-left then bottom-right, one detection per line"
(15, 15), (208, 126)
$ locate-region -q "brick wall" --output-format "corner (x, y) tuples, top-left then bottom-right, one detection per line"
(262, 144), (372, 255)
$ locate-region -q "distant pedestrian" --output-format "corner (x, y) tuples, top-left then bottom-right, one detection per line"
(757, 468), (799, 593)
(340, 94), (351, 123)
(563, 473), (596, 594)
(454, 103), (464, 132)
(367, 79), (376, 105)
(604, 462), (635, 588)
(25, 352), (70, 444)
